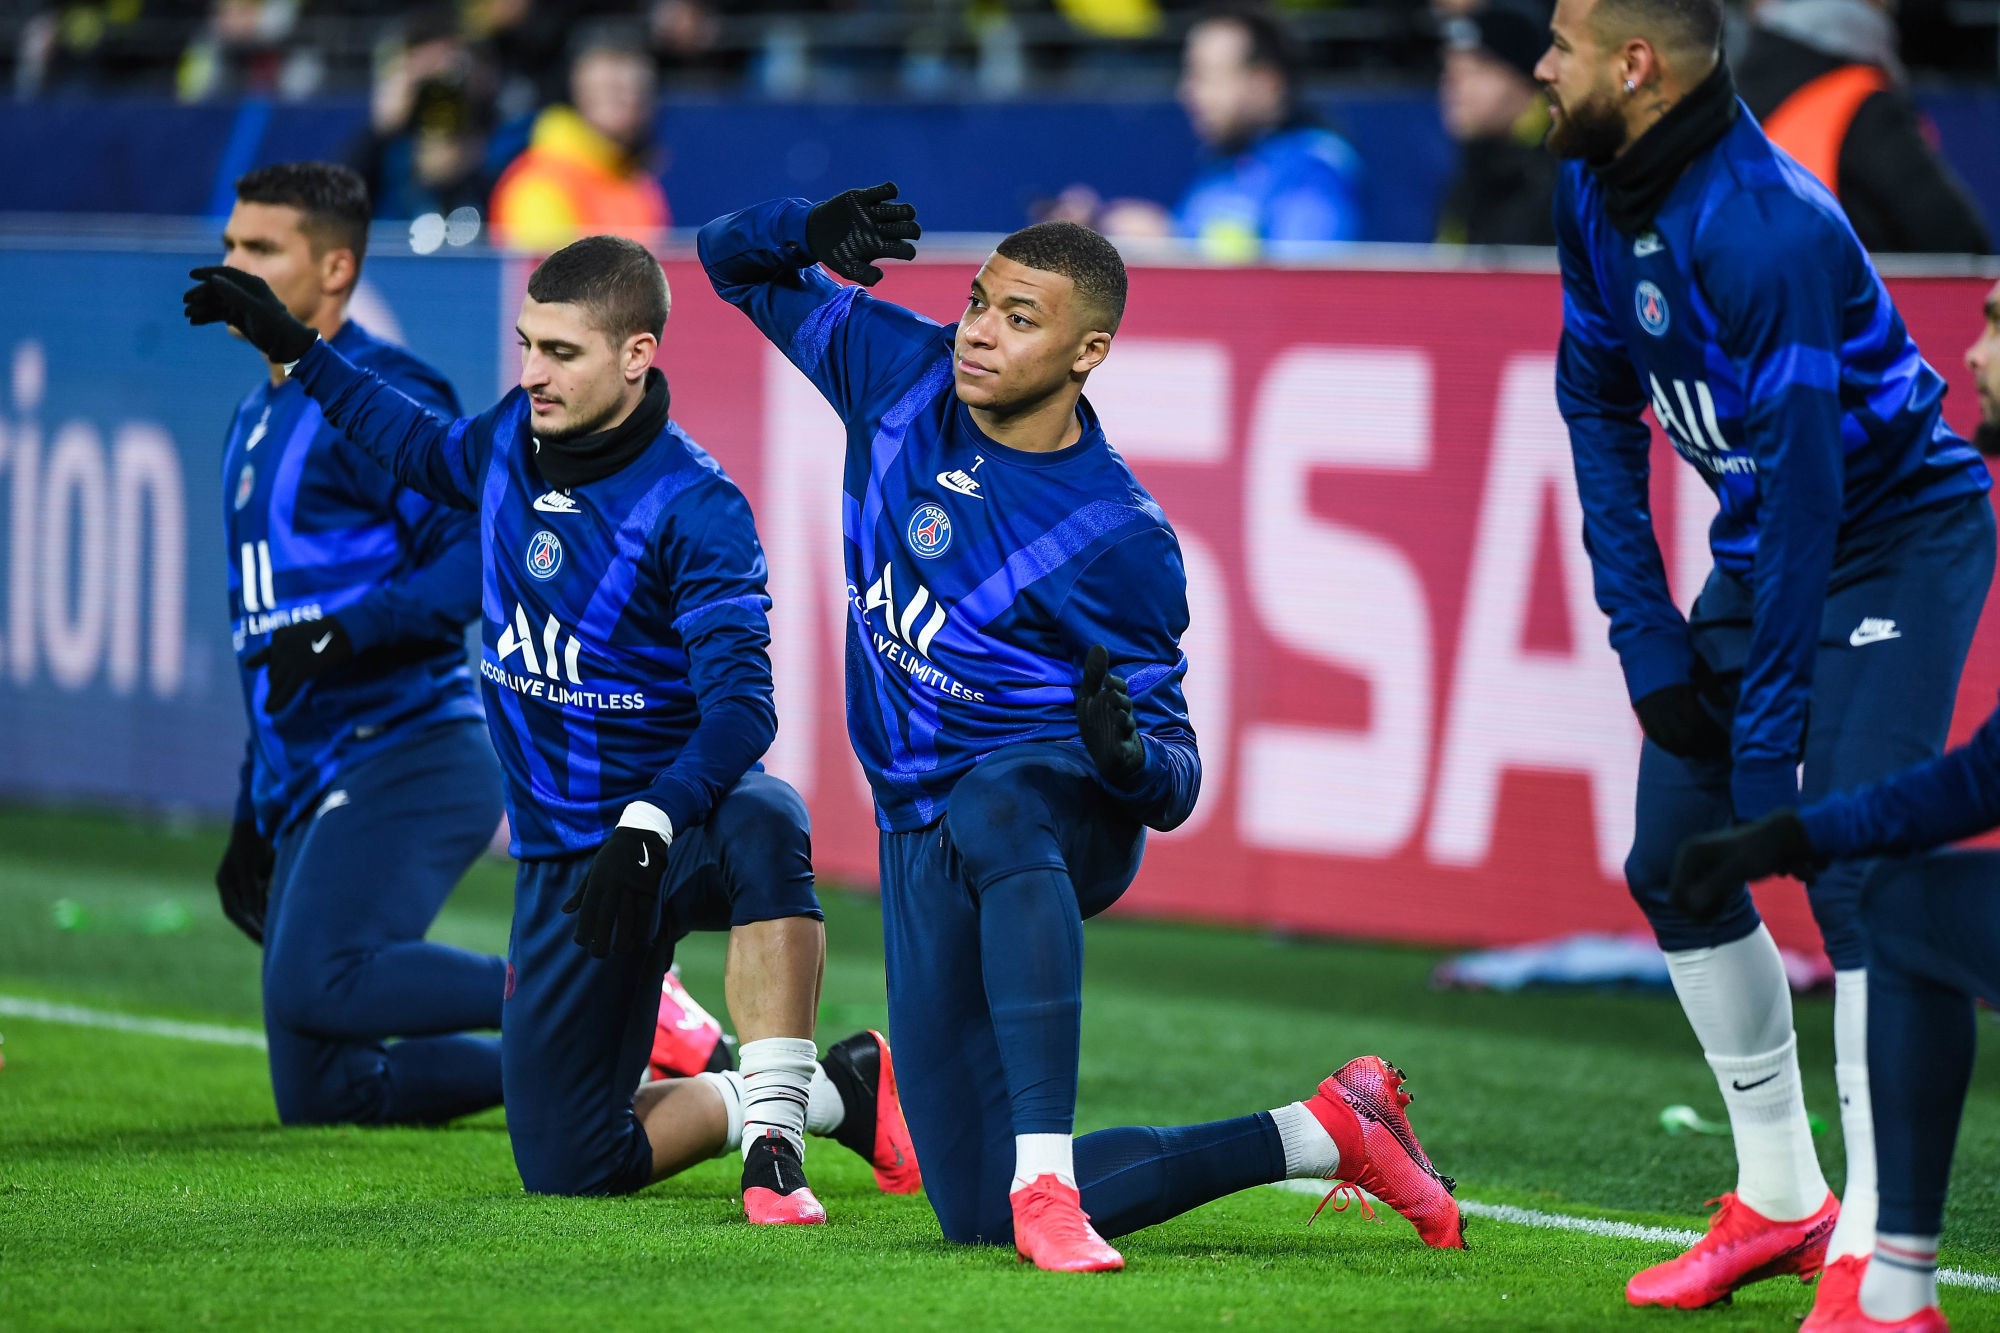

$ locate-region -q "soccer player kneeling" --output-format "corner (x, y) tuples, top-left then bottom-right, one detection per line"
(700, 184), (1465, 1269)
(184, 237), (918, 1219)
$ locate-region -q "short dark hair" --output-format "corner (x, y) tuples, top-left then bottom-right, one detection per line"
(235, 161), (371, 269)
(994, 221), (1129, 334)
(526, 234), (670, 342)
(1593, 0), (1723, 60)
(1192, 2), (1304, 90)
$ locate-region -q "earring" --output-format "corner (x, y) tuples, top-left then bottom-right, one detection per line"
(1624, 79), (1636, 93)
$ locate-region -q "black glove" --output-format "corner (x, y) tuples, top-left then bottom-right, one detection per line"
(183, 265), (320, 364)
(805, 182), (921, 286)
(244, 617), (353, 714)
(1075, 643), (1145, 784)
(1633, 682), (1731, 762)
(563, 826), (670, 957)
(1670, 810), (1823, 923)
(215, 818), (274, 944)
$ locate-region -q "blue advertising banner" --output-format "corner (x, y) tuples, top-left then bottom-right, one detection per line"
(0, 240), (504, 816)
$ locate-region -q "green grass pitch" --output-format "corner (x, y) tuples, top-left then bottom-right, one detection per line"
(3, 807), (1999, 1331)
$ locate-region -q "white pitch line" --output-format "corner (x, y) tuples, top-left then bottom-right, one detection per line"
(0, 994), (267, 1050)
(1273, 1178), (2000, 1292)
(4, 993), (1998, 1297)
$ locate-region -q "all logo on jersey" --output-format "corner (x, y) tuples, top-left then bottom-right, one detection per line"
(1648, 373), (1753, 474)
(1635, 281), (1671, 336)
(533, 490), (579, 514)
(525, 529), (564, 580)
(907, 503), (952, 559)
(495, 603), (584, 685)
(233, 464), (256, 510)
(1633, 231), (1664, 258)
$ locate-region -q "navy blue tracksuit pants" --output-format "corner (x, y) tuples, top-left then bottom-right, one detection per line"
(1857, 852), (2000, 1236)
(1625, 496), (1994, 965)
(262, 718), (507, 1126)
(501, 771), (820, 1197)
(884, 742), (1289, 1246)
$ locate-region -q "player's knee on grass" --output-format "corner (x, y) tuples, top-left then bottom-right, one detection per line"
(711, 774), (821, 927)
(512, 1123), (652, 1197)
(268, 1044), (392, 1128)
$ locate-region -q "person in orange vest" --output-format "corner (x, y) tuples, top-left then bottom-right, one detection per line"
(1737, 0), (1989, 255)
(490, 32), (670, 250)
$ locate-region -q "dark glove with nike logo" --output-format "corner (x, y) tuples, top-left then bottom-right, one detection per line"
(1669, 810), (1824, 923)
(1076, 643), (1145, 784)
(564, 824), (671, 957)
(183, 266), (320, 364)
(805, 182), (921, 286)
(245, 617), (353, 714)
(1633, 681), (1731, 762)
(215, 818), (274, 944)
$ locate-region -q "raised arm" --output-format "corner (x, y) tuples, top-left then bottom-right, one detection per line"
(697, 186), (944, 420)
(184, 267), (492, 507)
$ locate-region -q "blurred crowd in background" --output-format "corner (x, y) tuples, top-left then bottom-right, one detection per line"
(5, 0), (1996, 253)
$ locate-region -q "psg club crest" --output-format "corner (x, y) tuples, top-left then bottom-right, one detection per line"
(1634, 281), (1671, 337)
(907, 503), (952, 559)
(525, 529), (564, 581)
(233, 464), (256, 511)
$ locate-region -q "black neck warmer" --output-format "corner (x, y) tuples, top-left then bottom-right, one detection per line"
(1590, 61), (1740, 235)
(534, 368), (669, 490)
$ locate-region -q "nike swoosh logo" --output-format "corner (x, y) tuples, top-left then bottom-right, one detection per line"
(310, 633), (334, 654)
(1849, 628), (1902, 646)
(639, 845), (651, 868)
(1731, 1074), (1779, 1092)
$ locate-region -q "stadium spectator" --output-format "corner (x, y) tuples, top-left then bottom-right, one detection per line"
(1435, 3), (1557, 246)
(489, 29), (669, 249)
(175, 0), (318, 101)
(1737, 0), (1990, 255)
(1972, 278), (2000, 456)
(346, 8), (498, 222)
(1092, 3), (1366, 256)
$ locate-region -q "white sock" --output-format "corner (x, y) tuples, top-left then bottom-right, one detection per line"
(696, 1069), (745, 1155)
(806, 1063), (845, 1136)
(738, 1037), (816, 1161)
(1665, 927), (1827, 1220)
(1269, 1101), (1339, 1180)
(1861, 1233), (1939, 1321)
(1011, 1133), (1075, 1191)
(1827, 969), (1878, 1261)
(1706, 1036), (1829, 1221)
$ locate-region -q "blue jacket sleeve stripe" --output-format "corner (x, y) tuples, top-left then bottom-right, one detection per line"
(672, 594), (771, 635)
(1749, 345), (1840, 399)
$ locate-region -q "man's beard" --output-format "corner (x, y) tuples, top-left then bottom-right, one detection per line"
(1546, 88), (1628, 163)
(536, 395), (622, 444)
(1974, 418), (2000, 457)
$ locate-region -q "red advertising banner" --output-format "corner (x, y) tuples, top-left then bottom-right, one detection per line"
(651, 257), (1998, 955)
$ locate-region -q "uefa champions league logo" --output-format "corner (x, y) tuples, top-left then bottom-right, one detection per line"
(907, 503), (952, 559)
(525, 530), (564, 581)
(1634, 281), (1671, 337)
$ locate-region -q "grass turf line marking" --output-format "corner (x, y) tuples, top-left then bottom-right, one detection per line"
(1270, 1178), (2000, 1292)
(0, 994), (267, 1051)
(7, 993), (1998, 1297)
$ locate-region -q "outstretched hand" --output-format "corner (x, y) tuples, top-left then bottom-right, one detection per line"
(183, 266), (319, 364)
(1075, 643), (1145, 784)
(805, 182), (921, 286)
